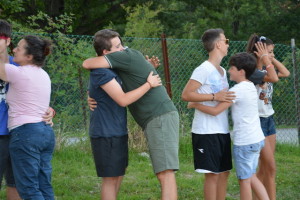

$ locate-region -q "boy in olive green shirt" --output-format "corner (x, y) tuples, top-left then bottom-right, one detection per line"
(83, 29), (179, 200)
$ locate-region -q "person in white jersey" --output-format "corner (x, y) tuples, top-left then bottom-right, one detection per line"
(188, 52), (270, 200)
(182, 28), (235, 200)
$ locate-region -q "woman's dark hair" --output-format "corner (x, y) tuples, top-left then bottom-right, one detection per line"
(23, 35), (52, 66)
(246, 34), (274, 57)
(93, 29), (123, 56)
(0, 19), (14, 54)
(201, 28), (224, 52)
(229, 52), (257, 79)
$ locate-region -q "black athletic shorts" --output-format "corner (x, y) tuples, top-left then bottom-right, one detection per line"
(192, 133), (232, 173)
(90, 135), (128, 177)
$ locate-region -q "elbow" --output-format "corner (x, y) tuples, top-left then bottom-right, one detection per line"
(273, 76), (279, 82)
(181, 93), (189, 102)
(210, 112), (219, 116)
(118, 101), (128, 107)
(82, 60), (90, 69)
(269, 76), (279, 83)
(116, 99), (130, 107)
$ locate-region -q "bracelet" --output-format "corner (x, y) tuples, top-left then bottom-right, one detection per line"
(147, 81), (152, 88)
(260, 54), (268, 60)
(212, 93), (215, 101)
(266, 64), (274, 69)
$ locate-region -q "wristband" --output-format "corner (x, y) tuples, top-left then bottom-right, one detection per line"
(212, 93), (215, 101)
(147, 81), (152, 88)
(260, 54), (268, 60)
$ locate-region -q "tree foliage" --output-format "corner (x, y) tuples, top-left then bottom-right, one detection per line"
(122, 2), (164, 38)
(1, 0), (299, 45)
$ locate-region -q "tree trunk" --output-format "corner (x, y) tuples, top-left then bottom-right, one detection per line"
(45, 0), (65, 17)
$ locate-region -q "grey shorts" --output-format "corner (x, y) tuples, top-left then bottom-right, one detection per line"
(144, 111), (179, 174)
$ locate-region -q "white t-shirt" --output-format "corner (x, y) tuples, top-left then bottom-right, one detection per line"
(5, 64), (51, 128)
(230, 81), (265, 145)
(256, 82), (275, 117)
(191, 61), (229, 134)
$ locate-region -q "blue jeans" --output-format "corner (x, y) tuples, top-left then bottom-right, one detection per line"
(260, 115), (276, 136)
(9, 122), (55, 200)
(0, 135), (15, 188)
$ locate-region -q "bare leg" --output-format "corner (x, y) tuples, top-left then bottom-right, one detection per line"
(239, 178), (252, 200)
(115, 176), (123, 196)
(251, 174), (270, 200)
(156, 170), (177, 200)
(6, 187), (21, 200)
(204, 173), (218, 200)
(216, 171), (229, 200)
(256, 136), (276, 200)
(101, 176), (123, 200)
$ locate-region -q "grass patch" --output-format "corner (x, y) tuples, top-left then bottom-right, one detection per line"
(1, 135), (300, 199)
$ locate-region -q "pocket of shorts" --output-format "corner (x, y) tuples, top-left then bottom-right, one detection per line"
(246, 143), (260, 153)
(148, 116), (162, 128)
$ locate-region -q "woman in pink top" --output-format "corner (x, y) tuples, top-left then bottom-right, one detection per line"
(0, 35), (54, 200)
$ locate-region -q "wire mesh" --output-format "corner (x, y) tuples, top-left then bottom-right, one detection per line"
(11, 33), (299, 145)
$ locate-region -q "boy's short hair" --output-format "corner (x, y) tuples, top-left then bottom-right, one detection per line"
(229, 52), (257, 79)
(201, 28), (224, 52)
(93, 29), (123, 56)
(0, 19), (12, 38)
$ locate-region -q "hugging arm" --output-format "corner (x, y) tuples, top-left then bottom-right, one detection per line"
(82, 56), (110, 69)
(42, 107), (55, 126)
(181, 79), (235, 102)
(88, 71), (161, 109)
(102, 71), (161, 107)
(188, 101), (232, 116)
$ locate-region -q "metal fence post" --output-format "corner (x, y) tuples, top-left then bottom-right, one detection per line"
(291, 38), (300, 145)
(161, 33), (172, 99)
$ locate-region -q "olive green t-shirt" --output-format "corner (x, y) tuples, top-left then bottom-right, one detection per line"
(104, 48), (177, 129)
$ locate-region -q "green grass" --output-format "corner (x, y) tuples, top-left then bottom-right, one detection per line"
(1, 135), (300, 199)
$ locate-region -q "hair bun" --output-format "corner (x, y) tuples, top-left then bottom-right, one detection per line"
(43, 40), (52, 56)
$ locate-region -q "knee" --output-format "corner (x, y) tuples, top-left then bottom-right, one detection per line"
(205, 173), (219, 183)
(156, 170), (175, 182)
(266, 163), (276, 176)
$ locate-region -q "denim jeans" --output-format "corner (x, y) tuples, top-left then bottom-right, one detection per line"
(9, 122), (55, 200)
(0, 135), (15, 188)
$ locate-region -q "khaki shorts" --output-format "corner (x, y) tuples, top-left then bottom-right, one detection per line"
(144, 111), (179, 173)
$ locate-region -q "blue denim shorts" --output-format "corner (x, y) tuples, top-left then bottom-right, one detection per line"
(260, 115), (276, 137)
(0, 135), (15, 188)
(233, 140), (265, 180)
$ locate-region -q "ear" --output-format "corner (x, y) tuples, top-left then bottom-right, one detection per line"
(103, 49), (109, 55)
(215, 40), (221, 49)
(26, 54), (33, 62)
(240, 69), (246, 76)
(5, 38), (11, 47)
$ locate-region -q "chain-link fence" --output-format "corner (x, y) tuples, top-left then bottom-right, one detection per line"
(11, 32), (299, 145)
